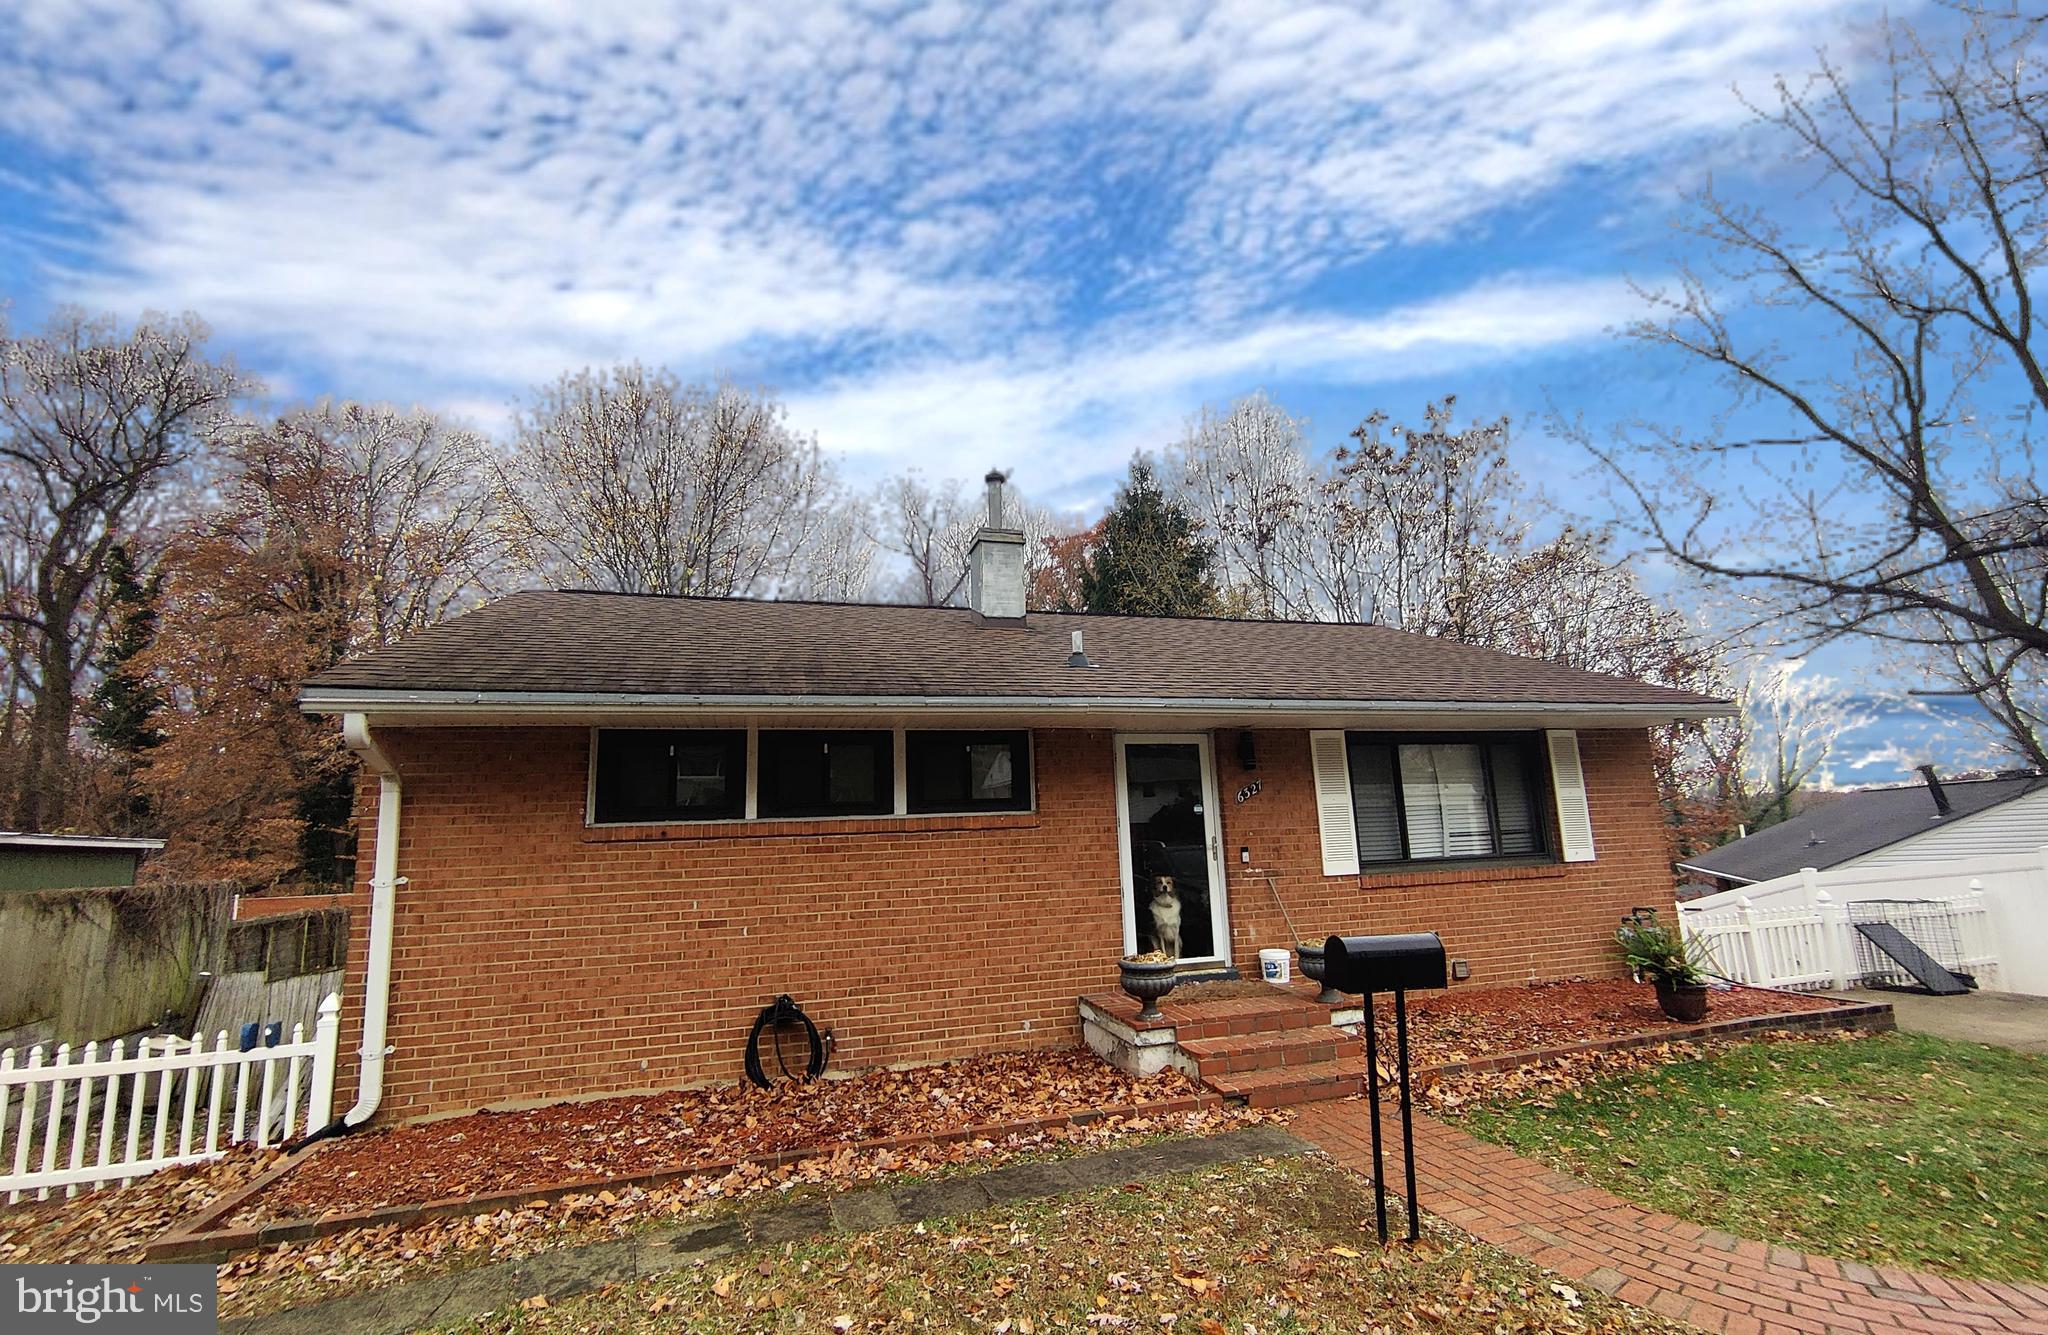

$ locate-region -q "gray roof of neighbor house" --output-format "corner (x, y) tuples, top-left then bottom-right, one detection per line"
(1676, 772), (2048, 885)
(299, 590), (1730, 718)
(0, 832), (165, 852)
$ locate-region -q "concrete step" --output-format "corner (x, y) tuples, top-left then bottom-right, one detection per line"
(1176, 1027), (1361, 1078)
(1203, 1058), (1365, 1109)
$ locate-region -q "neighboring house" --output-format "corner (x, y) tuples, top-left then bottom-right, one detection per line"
(1677, 768), (2048, 894)
(0, 832), (164, 892)
(298, 473), (1730, 1123)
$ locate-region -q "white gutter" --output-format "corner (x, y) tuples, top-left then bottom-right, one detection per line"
(1672, 861), (1757, 884)
(338, 712), (402, 1129)
(300, 689), (1735, 722)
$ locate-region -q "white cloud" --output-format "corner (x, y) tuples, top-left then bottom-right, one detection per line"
(789, 272), (1639, 495)
(0, 0), (1899, 481)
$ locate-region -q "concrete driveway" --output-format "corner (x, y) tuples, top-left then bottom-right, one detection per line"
(1842, 987), (2048, 1054)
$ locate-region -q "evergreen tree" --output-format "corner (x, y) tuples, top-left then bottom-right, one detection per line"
(1081, 457), (1222, 617)
(87, 545), (166, 826)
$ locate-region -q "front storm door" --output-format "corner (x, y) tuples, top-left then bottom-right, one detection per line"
(1115, 735), (1230, 966)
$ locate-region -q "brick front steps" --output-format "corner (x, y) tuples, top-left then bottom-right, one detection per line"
(1081, 984), (1896, 1111)
(1081, 982), (1368, 1107)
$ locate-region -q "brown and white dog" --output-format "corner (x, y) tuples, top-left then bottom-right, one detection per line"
(1149, 876), (1182, 960)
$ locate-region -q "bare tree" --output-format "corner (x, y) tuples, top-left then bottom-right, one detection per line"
(1166, 393), (1317, 618)
(869, 471), (976, 605)
(0, 309), (249, 829)
(500, 367), (869, 599)
(1481, 529), (1721, 686)
(1731, 658), (1870, 828)
(1586, 11), (2048, 767)
(214, 402), (508, 647)
(868, 470), (1073, 607)
(1322, 397), (1527, 635)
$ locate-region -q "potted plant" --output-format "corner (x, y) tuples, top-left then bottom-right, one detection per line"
(1294, 940), (1343, 1005)
(1615, 911), (1710, 1022)
(1118, 951), (1178, 1021)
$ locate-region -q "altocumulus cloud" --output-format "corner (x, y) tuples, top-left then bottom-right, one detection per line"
(0, 0), (1884, 488)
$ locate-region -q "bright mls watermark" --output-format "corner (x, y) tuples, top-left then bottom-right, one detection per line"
(2, 1265), (215, 1332)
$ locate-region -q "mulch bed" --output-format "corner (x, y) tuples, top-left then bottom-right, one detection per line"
(1387, 978), (1841, 1068)
(242, 1049), (1196, 1222)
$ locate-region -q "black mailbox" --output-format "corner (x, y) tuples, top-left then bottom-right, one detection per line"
(1323, 932), (1448, 995)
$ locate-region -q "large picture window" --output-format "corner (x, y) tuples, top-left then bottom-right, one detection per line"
(757, 730), (894, 818)
(1346, 733), (1548, 864)
(591, 729), (746, 824)
(906, 730), (1031, 813)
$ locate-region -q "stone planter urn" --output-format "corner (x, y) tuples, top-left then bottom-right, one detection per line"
(1118, 955), (1178, 1021)
(1294, 941), (1343, 1005)
(1653, 976), (1709, 1022)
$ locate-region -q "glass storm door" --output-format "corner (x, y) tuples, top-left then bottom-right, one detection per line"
(1116, 735), (1230, 965)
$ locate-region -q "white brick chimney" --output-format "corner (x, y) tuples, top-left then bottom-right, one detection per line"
(968, 469), (1026, 620)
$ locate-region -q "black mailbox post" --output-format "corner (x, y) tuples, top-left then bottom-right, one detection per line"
(1324, 931), (1449, 1243)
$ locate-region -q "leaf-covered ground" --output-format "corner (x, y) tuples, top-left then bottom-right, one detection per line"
(249, 1049), (1197, 1221)
(216, 1108), (1274, 1320)
(0, 1146), (282, 1264)
(441, 1156), (1691, 1335)
(1382, 979), (1837, 1069)
(1462, 1031), (2048, 1281)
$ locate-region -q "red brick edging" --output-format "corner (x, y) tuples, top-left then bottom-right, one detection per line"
(1419, 998), (1896, 1081)
(1294, 1103), (2048, 1335)
(145, 1092), (1226, 1262)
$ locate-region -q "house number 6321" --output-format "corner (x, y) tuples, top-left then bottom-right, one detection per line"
(1235, 780), (1262, 804)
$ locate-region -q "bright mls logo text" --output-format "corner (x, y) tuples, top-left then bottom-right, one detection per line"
(14, 1272), (208, 1325)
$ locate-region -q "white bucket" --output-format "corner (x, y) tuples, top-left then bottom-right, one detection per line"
(1258, 947), (1291, 986)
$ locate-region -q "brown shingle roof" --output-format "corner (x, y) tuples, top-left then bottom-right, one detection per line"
(300, 590), (1727, 711)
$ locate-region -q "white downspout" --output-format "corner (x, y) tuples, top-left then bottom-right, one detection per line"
(340, 712), (402, 1129)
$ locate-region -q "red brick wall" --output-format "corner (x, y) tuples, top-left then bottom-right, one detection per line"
(333, 725), (1671, 1121)
(1213, 729), (1671, 982)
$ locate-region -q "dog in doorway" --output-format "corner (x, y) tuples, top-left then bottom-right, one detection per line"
(1149, 876), (1183, 960)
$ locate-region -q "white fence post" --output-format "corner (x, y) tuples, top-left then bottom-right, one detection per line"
(1814, 889), (1852, 990)
(306, 992), (341, 1130)
(1736, 896), (1762, 984)
(1963, 883), (1996, 989)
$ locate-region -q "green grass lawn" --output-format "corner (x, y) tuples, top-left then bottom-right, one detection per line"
(446, 1158), (1689, 1334)
(1463, 1033), (2048, 1282)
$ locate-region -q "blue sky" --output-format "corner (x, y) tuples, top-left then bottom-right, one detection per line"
(3, 0), (1994, 778)
(0, 0), (1912, 498)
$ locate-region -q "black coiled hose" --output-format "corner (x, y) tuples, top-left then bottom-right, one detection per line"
(743, 994), (831, 1087)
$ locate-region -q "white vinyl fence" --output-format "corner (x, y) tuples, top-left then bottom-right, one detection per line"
(0, 993), (338, 1201)
(1681, 889), (1999, 993)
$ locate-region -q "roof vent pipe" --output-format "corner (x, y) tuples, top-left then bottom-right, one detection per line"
(1917, 763), (1953, 817)
(1068, 628), (1092, 668)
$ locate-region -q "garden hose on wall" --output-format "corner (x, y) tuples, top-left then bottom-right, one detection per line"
(744, 994), (832, 1087)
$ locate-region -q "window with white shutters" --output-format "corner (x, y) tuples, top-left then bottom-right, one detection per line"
(1313, 731), (1570, 870)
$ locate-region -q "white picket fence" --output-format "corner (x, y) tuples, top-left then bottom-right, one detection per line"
(0, 993), (339, 1201)
(1680, 890), (1999, 992)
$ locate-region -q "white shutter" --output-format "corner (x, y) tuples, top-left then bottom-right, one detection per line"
(1309, 730), (1359, 876)
(1546, 729), (1596, 863)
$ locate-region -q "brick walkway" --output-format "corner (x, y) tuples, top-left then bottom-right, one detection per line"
(1293, 1102), (2048, 1335)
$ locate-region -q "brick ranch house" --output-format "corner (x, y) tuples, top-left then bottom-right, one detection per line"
(299, 475), (1730, 1125)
